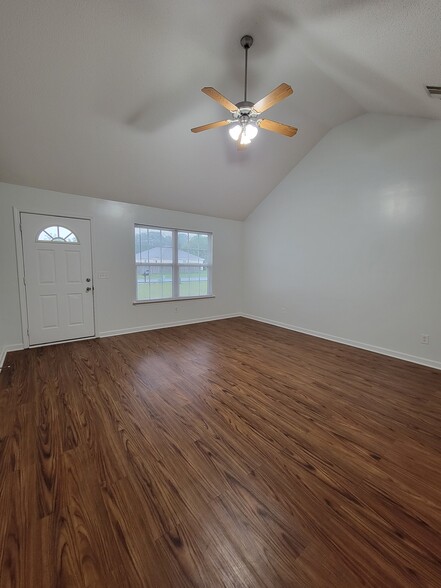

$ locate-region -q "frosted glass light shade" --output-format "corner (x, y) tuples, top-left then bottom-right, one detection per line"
(245, 124), (258, 140)
(228, 125), (242, 140)
(229, 123), (259, 144)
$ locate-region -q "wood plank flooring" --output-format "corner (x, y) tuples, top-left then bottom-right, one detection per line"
(1, 317), (441, 587)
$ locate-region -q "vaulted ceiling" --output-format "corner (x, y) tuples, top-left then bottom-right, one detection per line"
(1, 0), (440, 220)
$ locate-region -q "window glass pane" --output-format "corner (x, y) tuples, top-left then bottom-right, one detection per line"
(135, 227), (140, 257)
(179, 266), (209, 297)
(159, 230), (173, 264)
(178, 231), (210, 265)
(161, 230), (172, 243)
(198, 233), (210, 263)
(37, 226), (79, 243)
(58, 226), (71, 239)
(135, 227), (174, 264)
(177, 231), (188, 250)
(178, 231), (190, 264)
(136, 265), (173, 300)
(135, 226), (211, 301)
(38, 231), (52, 241)
(141, 227), (149, 257)
(188, 233), (199, 260)
(45, 226), (59, 239)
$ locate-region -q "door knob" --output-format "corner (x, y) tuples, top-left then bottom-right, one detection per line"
(86, 278), (91, 282)
(86, 287), (92, 292)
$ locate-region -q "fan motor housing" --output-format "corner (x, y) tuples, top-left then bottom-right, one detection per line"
(235, 100), (254, 114)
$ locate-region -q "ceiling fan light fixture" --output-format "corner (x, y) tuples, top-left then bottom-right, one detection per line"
(245, 123), (258, 140)
(191, 35), (297, 144)
(229, 122), (258, 143)
(228, 124), (242, 141)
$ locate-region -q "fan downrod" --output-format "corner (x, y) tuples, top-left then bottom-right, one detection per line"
(240, 35), (253, 49)
(191, 34), (297, 141)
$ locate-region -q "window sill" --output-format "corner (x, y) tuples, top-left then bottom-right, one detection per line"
(133, 295), (215, 305)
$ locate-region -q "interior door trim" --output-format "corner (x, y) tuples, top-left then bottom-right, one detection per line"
(13, 208), (98, 349)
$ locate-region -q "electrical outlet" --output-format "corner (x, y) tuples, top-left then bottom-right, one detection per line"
(420, 334), (429, 345)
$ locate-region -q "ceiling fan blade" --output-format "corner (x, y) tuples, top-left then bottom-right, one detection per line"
(191, 120), (232, 133)
(201, 87), (238, 113)
(259, 119), (298, 137)
(252, 83), (293, 114)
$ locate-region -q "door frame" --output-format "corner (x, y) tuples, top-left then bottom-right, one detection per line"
(13, 208), (98, 348)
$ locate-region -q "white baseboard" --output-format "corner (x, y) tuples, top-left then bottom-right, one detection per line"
(242, 314), (441, 371)
(4, 314), (439, 373)
(0, 315), (240, 365)
(0, 343), (24, 369)
(99, 313), (241, 339)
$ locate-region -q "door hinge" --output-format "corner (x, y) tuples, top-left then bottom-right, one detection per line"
(27, 328), (29, 336)
(23, 276), (26, 286)
(19, 222), (22, 233)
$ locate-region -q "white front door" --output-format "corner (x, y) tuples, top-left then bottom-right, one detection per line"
(21, 213), (95, 346)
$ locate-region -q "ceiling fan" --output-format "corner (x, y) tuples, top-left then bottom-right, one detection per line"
(191, 35), (298, 149)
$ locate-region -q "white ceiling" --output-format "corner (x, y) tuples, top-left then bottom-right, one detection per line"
(1, 0), (440, 220)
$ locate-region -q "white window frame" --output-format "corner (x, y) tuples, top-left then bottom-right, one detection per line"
(134, 224), (213, 304)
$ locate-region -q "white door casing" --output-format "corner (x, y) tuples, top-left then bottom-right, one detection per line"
(20, 213), (95, 346)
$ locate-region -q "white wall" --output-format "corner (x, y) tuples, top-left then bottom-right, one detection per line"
(0, 182), (242, 362)
(244, 114), (441, 369)
(2, 113), (441, 370)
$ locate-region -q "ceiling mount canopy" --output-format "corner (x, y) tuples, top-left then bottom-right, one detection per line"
(191, 35), (298, 149)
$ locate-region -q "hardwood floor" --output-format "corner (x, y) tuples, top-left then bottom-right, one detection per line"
(1, 317), (441, 587)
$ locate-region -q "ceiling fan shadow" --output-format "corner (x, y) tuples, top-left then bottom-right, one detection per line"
(127, 79), (205, 133)
(127, 4), (299, 134)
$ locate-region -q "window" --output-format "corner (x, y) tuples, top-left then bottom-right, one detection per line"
(37, 225), (79, 243)
(135, 225), (212, 302)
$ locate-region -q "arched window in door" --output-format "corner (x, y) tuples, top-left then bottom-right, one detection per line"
(37, 225), (79, 243)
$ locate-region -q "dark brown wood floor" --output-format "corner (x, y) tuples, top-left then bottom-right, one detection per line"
(1, 318), (441, 587)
